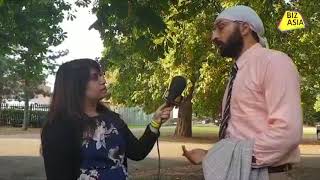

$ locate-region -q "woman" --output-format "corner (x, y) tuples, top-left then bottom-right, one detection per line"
(41, 59), (172, 180)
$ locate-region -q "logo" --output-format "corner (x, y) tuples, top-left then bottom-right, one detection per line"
(278, 11), (305, 32)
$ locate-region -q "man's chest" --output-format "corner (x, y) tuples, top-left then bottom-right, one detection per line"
(230, 66), (267, 113)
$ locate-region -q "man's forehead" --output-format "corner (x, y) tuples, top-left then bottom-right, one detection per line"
(213, 18), (232, 27)
(214, 18), (232, 26)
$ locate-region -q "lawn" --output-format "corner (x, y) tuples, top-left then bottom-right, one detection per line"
(0, 125), (319, 180)
(1, 124), (317, 139)
(128, 124), (319, 144)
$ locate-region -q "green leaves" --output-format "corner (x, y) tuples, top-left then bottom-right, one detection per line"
(94, 0), (226, 116)
(0, 0), (72, 129)
(315, 95), (320, 112)
(0, 0), (71, 100)
(93, 0), (320, 124)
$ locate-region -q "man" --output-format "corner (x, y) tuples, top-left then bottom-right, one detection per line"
(182, 5), (302, 180)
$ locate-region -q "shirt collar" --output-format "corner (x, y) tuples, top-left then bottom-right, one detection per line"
(236, 43), (262, 69)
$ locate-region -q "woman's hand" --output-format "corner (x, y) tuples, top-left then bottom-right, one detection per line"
(152, 103), (173, 124)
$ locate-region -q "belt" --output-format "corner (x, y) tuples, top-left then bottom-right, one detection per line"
(268, 164), (292, 173)
(252, 156), (292, 173)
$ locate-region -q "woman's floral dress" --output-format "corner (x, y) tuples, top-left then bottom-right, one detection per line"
(78, 115), (128, 180)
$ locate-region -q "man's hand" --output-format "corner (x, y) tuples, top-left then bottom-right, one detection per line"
(182, 145), (207, 165)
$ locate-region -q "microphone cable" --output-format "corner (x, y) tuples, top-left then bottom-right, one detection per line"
(156, 120), (163, 180)
(157, 136), (161, 180)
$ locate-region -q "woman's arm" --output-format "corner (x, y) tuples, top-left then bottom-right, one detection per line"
(123, 124), (159, 161)
(113, 104), (172, 161)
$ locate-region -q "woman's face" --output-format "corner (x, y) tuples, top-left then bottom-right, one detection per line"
(85, 69), (107, 102)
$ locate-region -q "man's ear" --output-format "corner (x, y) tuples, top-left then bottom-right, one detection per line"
(240, 23), (251, 36)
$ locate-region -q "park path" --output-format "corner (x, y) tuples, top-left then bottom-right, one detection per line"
(0, 135), (320, 179)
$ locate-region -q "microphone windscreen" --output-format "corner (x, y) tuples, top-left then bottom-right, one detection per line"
(166, 76), (187, 104)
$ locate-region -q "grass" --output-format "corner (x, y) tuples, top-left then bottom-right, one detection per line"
(303, 126), (317, 134)
(0, 125), (318, 140)
(302, 127), (318, 141)
(130, 124), (319, 143)
(127, 125), (146, 129)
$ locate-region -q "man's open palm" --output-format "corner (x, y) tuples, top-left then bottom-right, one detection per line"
(182, 145), (207, 165)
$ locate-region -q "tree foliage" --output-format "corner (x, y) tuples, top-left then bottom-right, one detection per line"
(87, 0), (320, 135)
(0, 0), (72, 129)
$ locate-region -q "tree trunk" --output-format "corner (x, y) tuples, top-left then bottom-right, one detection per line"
(22, 81), (30, 130)
(0, 84), (3, 120)
(174, 96), (192, 137)
(0, 96), (3, 125)
(22, 96), (29, 130)
(174, 82), (195, 137)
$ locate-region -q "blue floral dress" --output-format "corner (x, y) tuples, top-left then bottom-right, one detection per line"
(42, 111), (158, 180)
(78, 115), (128, 180)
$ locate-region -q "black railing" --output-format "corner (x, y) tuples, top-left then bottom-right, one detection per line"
(0, 104), (49, 128)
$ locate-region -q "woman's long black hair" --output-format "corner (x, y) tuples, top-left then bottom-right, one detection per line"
(41, 58), (111, 153)
(48, 58), (109, 122)
(40, 59), (125, 180)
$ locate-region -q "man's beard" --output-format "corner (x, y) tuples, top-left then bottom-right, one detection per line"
(216, 27), (244, 58)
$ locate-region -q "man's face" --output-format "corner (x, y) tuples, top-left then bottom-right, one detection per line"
(211, 19), (244, 58)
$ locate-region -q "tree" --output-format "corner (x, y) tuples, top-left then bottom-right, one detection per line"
(90, 0), (227, 137)
(0, 56), (20, 103)
(159, 1), (226, 137)
(89, 0), (320, 137)
(249, 0), (320, 125)
(0, 0), (71, 130)
(0, 56), (20, 120)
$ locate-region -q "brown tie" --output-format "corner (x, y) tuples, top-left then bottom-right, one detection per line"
(218, 63), (238, 139)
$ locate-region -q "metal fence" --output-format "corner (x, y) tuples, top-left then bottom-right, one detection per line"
(0, 104), (152, 127)
(113, 107), (154, 126)
(0, 103), (49, 127)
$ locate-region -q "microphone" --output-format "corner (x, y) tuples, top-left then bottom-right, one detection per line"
(164, 76), (187, 107)
(156, 75), (187, 180)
